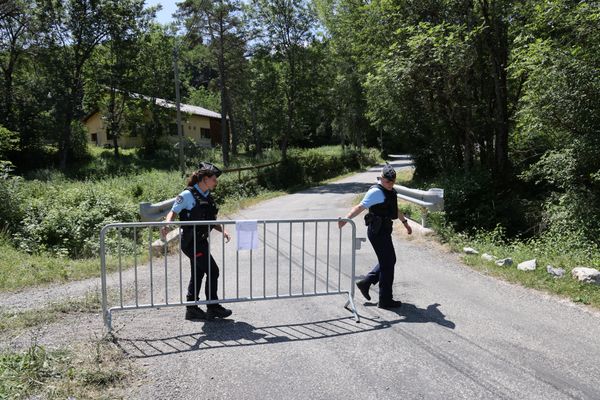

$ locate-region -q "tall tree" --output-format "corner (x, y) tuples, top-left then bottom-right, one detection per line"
(249, 0), (316, 160)
(177, 0), (246, 166)
(0, 0), (34, 131)
(35, 0), (108, 169)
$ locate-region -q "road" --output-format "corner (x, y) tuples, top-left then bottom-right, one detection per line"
(3, 158), (599, 399)
(116, 159), (600, 400)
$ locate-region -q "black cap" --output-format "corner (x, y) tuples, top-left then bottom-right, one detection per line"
(382, 163), (396, 181)
(198, 161), (222, 177)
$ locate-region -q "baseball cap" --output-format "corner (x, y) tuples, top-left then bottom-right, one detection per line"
(198, 161), (222, 177)
(382, 163), (396, 181)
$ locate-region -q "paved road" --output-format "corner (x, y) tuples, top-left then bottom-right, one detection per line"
(109, 159), (600, 400)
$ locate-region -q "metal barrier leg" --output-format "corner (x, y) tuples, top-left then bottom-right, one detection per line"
(344, 292), (361, 323)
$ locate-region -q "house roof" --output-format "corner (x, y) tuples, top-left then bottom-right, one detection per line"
(154, 97), (221, 119)
(83, 91), (222, 122)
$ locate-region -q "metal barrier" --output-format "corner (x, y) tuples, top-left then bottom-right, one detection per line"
(393, 184), (444, 227)
(100, 218), (361, 331)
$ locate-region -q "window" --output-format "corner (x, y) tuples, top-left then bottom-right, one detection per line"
(200, 128), (211, 139)
(91, 133), (98, 143)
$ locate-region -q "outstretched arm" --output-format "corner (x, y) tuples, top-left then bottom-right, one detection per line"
(338, 204), (366, 229)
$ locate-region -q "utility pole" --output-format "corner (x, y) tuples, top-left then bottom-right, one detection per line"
(173, 45), (185, 176)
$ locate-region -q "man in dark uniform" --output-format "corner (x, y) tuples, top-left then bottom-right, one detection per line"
(162, 162), (233, 321)
(338, 163), (412, 308)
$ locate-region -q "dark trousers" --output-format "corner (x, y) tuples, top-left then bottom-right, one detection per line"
(364, 226), (396, 301)
(182, 240), (220, 304)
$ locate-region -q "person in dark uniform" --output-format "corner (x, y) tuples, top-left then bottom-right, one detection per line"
(338, 163), (412, 308)
(161, 162), (233, 321)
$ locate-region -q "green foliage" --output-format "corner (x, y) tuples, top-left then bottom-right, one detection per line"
(257, 147), (379, 189)
(13, 185), (138, 257)
(0, 125), (20, 159)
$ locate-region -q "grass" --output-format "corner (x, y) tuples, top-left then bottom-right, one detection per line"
(0, 238), (149, 292)
(0, 339), (132, 399)
(431, 221), (600, 308)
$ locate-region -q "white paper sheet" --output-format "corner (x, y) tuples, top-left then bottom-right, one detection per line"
(236, 220), (258, 251)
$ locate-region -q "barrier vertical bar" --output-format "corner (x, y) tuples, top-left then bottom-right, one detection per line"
(236, 239), (239, 298)
(326, 222), (330, 293)
(263, 222), (266, 298)
(250, 248), (253, 299)
(289, 222), (292, 296)
(149, 227), (154, 306)
(118, 228), (123, 308)
(222, 225), (226, 299)
(134, 227), (139, 307)
(100, 226), (110, 330)
(178, 227), (183, 304)
(193, 227), (197, 305)
(314, 221), (318, 294)
(164, 228), (168, 305)
(302, 221), (305, 295)
(338, 225), (342, 292)
(276, 222), (280, 297)
(208, 224), (212, 302)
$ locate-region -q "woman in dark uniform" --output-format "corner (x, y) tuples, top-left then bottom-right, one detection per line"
(162, 162), (232, 321)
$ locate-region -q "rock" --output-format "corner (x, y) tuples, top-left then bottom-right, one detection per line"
(463, 247), (479, 255)
(571, 267), (600, 284)
(517, 259), (537, 271)
(495, 258), (513, 267)
(546, 265), (565, 278)
(481, 253), (497, 261)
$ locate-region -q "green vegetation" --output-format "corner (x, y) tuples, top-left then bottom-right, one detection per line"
(0, 340), (131, 399)
(428, 215), (600, 308)
(0, 146), (379, 291)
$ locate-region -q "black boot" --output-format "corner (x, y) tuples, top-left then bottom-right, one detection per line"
(356, 279), (371, 301)
(207, 304), (232, 319)
(378, 299), (402, 309)
(185, 306), (207, 321)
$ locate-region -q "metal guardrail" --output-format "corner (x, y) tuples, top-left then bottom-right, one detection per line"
(100, 218), (361, 332)
(393, 185), (444, 227)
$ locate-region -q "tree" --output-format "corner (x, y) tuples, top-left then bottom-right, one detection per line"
(35, 0), (109, 169)
(249, 0), (317, 159)
(177, 0), (246, 166)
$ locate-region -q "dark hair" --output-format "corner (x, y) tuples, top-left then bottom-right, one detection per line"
(186, 169), (216, 186)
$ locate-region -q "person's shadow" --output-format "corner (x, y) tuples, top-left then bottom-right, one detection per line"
(365, 302), (455, 329)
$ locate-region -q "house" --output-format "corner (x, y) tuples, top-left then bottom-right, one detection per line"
(83, 95), (225, 148)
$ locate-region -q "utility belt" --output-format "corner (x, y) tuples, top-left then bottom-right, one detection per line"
(181, 225), (213, 250)
(364, 213), (392, 235)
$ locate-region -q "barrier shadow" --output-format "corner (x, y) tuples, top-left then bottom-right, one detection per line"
(114, 303), (455, 359)
(364, 302), (455, 329)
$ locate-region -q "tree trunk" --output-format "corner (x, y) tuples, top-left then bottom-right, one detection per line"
(480, 0), (510, 176)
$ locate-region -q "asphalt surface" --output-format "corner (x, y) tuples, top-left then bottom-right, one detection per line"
(110, 158), (600, 400)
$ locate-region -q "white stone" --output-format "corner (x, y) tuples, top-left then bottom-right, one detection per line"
(495, 258), (513, 267)
(517, 259), (537, 271)
(482, 253), (497, 261)
(546, 265), (565, 278)
(571, 267), (600, 284)
(463, 247), (479, 255)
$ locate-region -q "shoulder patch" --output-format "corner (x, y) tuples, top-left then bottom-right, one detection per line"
(175, 195), (184, 204)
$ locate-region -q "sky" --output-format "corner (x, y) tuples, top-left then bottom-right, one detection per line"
(146, 0), (179, 25)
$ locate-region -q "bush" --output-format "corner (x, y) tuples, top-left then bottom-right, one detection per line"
(257, 147), (380, 189)
(14, 185), (137, 258)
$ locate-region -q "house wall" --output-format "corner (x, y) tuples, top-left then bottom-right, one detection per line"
(84, 112), (143, 148)
(84, 111), (222, 148)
